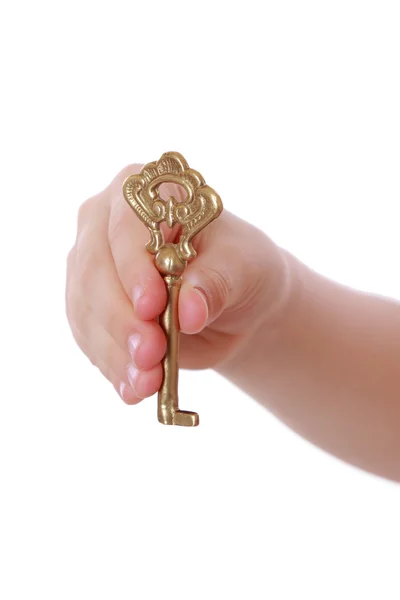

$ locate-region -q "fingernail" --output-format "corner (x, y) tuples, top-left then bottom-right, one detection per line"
(182, 278), (208, 307)
(132, 284), (144, 309)
(120, 381), (139, 404)
(127, 363), (139, 392)
(193, 287), (208, 313)
(128, 332), (142, 360)
(182, 282), (209, 322)
(120, 381), (127, 399)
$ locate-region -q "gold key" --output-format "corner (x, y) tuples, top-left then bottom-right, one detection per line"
(122, 152), (223, 426)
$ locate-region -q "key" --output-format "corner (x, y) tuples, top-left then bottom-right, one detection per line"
(122, 152), (223, 426)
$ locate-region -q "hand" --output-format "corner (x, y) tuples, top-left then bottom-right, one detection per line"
(66, 164), (290, 404)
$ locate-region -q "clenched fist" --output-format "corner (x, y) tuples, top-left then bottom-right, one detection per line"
(66, 164), (287, 405)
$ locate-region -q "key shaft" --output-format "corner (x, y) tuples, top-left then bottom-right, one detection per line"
(157, 273), (199, 426)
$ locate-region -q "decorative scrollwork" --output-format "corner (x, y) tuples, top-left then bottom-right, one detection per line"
(122, 151), (223, 261)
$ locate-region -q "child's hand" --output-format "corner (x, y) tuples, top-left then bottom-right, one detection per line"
(66, 165), (289, 404)
(66, 163), (400, 480)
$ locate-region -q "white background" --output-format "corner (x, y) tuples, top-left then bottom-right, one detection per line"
(1, 1), (400, 598)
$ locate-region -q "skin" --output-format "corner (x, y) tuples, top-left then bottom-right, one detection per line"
(66, 164), (400, 483)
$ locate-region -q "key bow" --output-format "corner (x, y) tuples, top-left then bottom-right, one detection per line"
(122, 151), (222, 263)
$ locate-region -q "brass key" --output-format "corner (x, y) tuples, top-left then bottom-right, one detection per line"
(122, 152), (223, 426)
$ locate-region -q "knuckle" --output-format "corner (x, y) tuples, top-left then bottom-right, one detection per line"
(65, 278), (79, 332)
(74, 242), (101, 298)
(108, 189), (138, 245)
(66, 246), (76, 271)
(65, 248), (76, 313)
(103, 338), (121, 373)
(103, 304), (134, 350)
(103, 308), (124, 343)
(66, 250), (76, 286)
(110, 163), (143, 190)
(108, 209), (126, 246)
(65, 286), (75, 327)
(77, 196), (99, 229)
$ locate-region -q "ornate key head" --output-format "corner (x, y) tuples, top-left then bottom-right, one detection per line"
(122, 151), (223, 276)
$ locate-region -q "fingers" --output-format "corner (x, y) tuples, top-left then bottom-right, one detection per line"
(67, 254), (166, 403)
(72, 313), (163, 405)
(66, 180), (167, 404)
(126, 362), (163, 402)
(108, 175), (182, 322)
(71, 309), (138, 404)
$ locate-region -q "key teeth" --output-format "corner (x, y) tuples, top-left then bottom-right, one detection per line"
(158, 409), (199, 427)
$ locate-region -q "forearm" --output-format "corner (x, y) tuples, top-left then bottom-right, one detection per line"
(217, 251), (400, 481)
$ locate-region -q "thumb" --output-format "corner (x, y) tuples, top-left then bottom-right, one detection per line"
(177, 212), (283, 336)
(178, 247), (236, 334)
